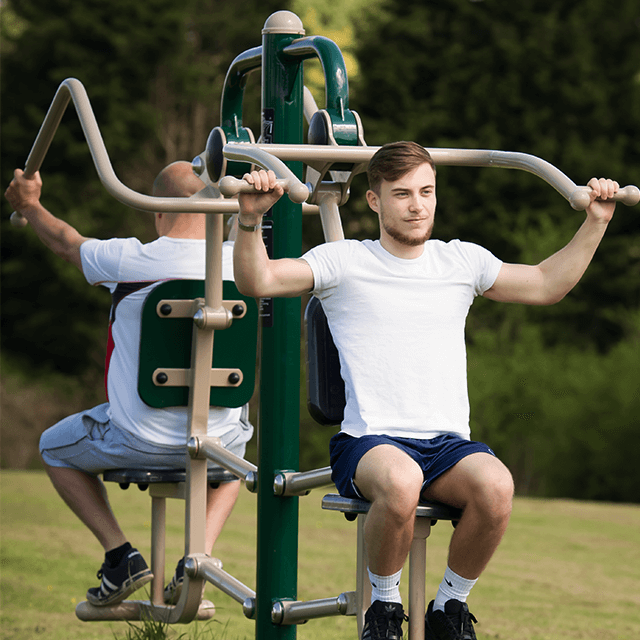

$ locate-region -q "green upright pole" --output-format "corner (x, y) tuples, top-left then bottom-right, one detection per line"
(255, 11), (305, 640)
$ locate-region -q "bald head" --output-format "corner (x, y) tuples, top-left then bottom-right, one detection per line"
(152, 161), (207, 238)
(153, 161), (205, 198)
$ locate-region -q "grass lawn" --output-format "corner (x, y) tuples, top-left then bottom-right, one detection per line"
(1, 470), (639, 639)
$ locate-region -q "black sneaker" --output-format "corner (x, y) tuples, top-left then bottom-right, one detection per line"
(362, 600), (407, 640)
(86, 547), (153, 606)
(425, 599), (478, 640)
(163, 557), (185, 604)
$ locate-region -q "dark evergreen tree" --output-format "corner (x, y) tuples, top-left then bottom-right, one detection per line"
(1, 0), (283, 376)
(351, 0), (640, 350)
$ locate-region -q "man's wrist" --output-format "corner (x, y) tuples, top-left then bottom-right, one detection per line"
(15, 202), (42, 219)
(237, 215), (262, 232)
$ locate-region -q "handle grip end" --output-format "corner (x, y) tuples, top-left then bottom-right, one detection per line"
(10, 212), (29, 228)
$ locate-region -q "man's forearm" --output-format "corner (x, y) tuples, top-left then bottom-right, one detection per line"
(232, 218), (314, 299)
(20, 202), (87, 270)
(537, 216), (608, 303)
(233, 223), (271, 297)
(232, 170), (314, 298)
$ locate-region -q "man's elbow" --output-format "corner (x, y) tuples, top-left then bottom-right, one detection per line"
(235, 276), (268, 299)
(533, 287), (568, 306)
(235, 277), (255, 297)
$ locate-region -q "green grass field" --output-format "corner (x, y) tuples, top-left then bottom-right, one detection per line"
(1, 470), (639, 639)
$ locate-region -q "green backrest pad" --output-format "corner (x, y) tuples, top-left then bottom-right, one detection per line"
(138, 280), (258, 408)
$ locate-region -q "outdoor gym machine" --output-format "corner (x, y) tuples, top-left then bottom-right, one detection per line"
(9, 9), (639, 640)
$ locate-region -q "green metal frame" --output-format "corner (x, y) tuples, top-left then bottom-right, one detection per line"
(254, 16), (305, 640)
(283, 36), (358, 146)
(213, 13), (360, 640)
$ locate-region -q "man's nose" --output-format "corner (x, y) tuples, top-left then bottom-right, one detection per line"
(408, 195), (423, 211)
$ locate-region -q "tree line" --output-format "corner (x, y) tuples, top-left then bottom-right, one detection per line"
(1, 0), (639, 501)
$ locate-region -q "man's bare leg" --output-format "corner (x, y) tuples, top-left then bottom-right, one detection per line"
(421, 452), (514, 579)
(163, 479), (242, 604)
(354, 445), (424, 576)
(44, 463), (127, 551)
(205, 480), (241, 554)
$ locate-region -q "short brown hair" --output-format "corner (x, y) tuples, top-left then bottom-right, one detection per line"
(367, 141), (436, 194)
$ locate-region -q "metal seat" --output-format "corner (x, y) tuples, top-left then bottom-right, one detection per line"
(103, 467), (237, 491)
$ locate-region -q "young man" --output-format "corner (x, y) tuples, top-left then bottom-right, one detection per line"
(231, 141), (618, 640)
(4, 162), (253, 607)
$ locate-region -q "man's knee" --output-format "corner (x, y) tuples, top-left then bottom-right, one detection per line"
(471, 457), (514, 521)
(426, 452), (513, 517)
(356, 446), (423, 517)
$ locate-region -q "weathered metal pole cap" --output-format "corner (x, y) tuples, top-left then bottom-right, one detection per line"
(262, 11), (305, 35)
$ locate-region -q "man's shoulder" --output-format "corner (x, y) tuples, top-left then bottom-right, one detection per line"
(81, 236), (144, 254)
(427, 238), (491, 257)
(311, 237), (361, 250)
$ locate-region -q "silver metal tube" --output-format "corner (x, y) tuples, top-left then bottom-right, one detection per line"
(273, 467), (333, 496)
(188, 436), (258, 481)
(271, 592), (357, 624)
(185, 555), (255, 605)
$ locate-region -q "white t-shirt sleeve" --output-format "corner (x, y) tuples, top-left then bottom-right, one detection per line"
(303, 240), (354, 297)
(80, 237), (144, 286)
(458, 241), (503, 296)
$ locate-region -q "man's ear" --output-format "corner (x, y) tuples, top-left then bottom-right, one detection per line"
(366, 189), (380, 213)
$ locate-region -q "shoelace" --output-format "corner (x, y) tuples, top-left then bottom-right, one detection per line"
(370, 605), (408, 639)
(449, 608), (478, 640)
(462, 611), (478, 638)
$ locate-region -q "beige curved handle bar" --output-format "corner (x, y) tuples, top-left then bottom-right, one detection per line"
(219, 145), (310, 203)
(567, 185), (639, 210)
(219, 176), (310, 204)
(227, 144), (639, 212)
(10, 78), (240, 227)
(11, 78), (637, 228)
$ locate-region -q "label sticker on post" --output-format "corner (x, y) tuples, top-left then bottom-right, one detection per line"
(260, 108), (275, 328)
(260, 218), (274, 328)
(262, 108), (275, 143)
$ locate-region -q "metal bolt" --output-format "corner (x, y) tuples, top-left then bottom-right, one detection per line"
(242, 597), (256, 619)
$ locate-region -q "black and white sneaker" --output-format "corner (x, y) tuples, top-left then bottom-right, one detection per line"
(86, 548), (153, 606)
(362, 600), (407, 640)
(163, 557), (185, 604)
(425, 599), (478, 640)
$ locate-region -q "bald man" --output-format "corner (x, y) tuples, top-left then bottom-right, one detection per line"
(5, 163), (251, 607)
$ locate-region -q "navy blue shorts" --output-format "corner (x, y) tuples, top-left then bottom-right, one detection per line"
(329, 432), (494, 499)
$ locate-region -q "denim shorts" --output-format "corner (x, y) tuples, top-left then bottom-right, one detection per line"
(329, 432), (494, 499)
(40, 402), (253, 475)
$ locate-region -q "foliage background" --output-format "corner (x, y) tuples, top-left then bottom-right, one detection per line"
(1, 0), (639, 502)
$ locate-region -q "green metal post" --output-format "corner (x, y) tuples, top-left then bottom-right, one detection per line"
(255, 11), (305, 640)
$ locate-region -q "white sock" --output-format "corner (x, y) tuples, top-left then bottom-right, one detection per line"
(433, 566), (477, 612)
(368, 567), (403, 604)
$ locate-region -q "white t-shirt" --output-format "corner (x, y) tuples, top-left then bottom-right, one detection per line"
(80, 236), (242, 445)
(303, 238), (502, 440)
